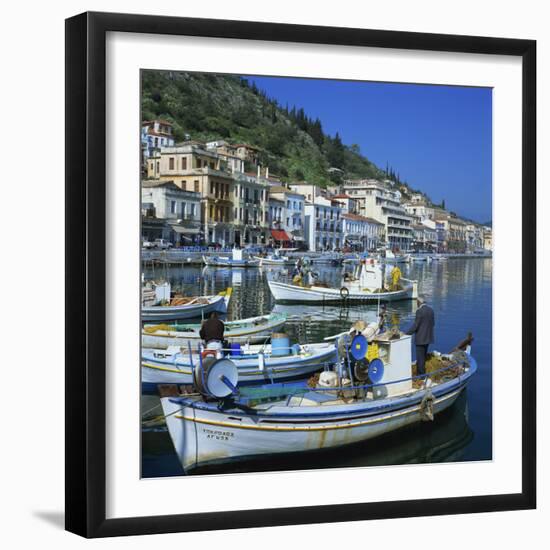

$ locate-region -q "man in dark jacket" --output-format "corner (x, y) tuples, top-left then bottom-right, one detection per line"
(199, 311), (225, 348)
(405, 296), (435, 377)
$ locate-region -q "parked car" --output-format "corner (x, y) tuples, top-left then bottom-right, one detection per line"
(142, 239), (155, 249)
(153, 239), (173, 250)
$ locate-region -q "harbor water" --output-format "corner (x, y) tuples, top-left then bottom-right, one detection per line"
(141, 258), (492, 477)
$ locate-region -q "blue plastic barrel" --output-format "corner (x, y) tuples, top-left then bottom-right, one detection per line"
(271, 333), (290, 357)
(229, 343), (242, 356)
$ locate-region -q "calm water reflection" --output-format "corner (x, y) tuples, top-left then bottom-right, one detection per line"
(141, 258), (492, 477)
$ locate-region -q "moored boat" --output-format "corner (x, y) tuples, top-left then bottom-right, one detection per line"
(142, 340), (337, 388)
(268, 261), (417, 303)
(141, 282), (232, 321)
(160, 329), (477, 472)
(203, 248), (260, 268)
(142, 312), (287, 348)
(380, 249), (410, 263)
(254, 253), (294, 266)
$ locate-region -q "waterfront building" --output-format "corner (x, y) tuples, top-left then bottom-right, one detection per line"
(147, 143), (235, 246)
(141, 180), (201, 245)
(303, 194), (345, 251)
(483, 227), (493, 251)
(232, 171), (270, 246)
(465, 223), (484, 252)
(447, 217), (469, 253)
(268, 186), (305, 246)
(342, 213), (384, 251)
(141, 120), (175, 162)
(411, 221), (437, 251)
(341, 179), (414, 251)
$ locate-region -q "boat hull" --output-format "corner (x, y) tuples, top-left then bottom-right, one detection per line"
(142, 314), (286, 348)
(141, 291), (230, 321)
(142, 344), (337, 386)
(203, 255), (260, 268)
(161, 359), (476, 472)
(268, 279), (417, 303)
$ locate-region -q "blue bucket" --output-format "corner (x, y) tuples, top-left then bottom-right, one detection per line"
(229, 343), (242, 356)
(271, 333), (290, 357)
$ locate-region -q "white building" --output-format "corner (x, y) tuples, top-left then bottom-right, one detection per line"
(141, 180), (201, 244)
(403, 201), (435, 221)
(342, 213), (384, 251)
(342, 179), (414, 251)
(268, 186), (305, 246)
(303, 194), (345, 251)
(141, 120), (175, 160)
(232, 171), (270, 246)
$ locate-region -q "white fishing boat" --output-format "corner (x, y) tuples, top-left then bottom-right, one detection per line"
(141, 282), (232, 321)
(253, 253), (294, 266)
(380, 249), (410, 263)
(142, 339), (337, 388)
(203, 248), (260, 268)
(268, 261), (417, 303)
(409, 253), (433, 262)
(142, 313), (287, 348)
(160, 329), (477, 472)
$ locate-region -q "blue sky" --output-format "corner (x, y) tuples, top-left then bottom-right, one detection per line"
(247, 76), (492, 223)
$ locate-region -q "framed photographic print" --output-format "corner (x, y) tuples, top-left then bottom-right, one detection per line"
(65, 11), (536, 538)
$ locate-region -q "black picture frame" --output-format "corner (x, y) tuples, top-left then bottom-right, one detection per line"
(65, 11), (536, 538)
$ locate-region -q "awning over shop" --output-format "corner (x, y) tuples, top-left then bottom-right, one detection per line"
(271, 229), (291, 241)
(170, 225), (200, 234)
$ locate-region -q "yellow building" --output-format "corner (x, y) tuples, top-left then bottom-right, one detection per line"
(147, 143), (235, 245)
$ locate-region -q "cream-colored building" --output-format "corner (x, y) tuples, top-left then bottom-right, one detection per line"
(232, 172), (270, 246)
(341, 179), (413, 251)
(146, 143), (235, 245)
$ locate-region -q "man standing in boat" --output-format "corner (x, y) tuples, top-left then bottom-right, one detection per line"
(405, 296), (435, 377)
(200, 311), (225, 355)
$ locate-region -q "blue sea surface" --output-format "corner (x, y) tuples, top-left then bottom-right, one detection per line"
(141, 258), (492, 477)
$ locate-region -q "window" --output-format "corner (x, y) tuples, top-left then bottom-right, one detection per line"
(170, 200), (176, 214)
(181, 157), (187, 170)
(181, 202), (186, 217)
(210, 182), (214, 195)
(209, 204), (214, 219)
(194, 180), (199, 192)
(156, 161), (159, 174)
(190, 204), (196, 217)
(169, 157), (175, 170)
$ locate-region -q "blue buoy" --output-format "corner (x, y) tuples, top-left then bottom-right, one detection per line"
(350, 334), (368, 360)
(368, 358), (385, 384)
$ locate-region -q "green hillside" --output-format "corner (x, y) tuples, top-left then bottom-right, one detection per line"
(141, 71), (403, 188)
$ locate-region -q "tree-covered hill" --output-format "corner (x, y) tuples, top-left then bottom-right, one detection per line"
(141, 71), (405, 188)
